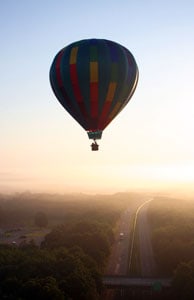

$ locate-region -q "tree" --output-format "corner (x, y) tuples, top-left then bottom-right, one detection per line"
(0, 205), (5, 225)
(0, 245), (102, 300)
(21, 277), (64, 300)
(0, 277), (21, 300)
(34, 212), (48, 228)
(172, 261), (194, 299)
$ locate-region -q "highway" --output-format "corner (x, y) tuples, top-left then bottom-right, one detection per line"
(138, 200), (156, 277)
(103, 198), (161, 299)
(105, 207), (131, 276)
(105, 199), (145, 276)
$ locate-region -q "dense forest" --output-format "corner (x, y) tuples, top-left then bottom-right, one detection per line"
(4, 192), (194, 298)
(148, 196), (194, 299)
(0, 192), (139, 300)
(0, 192), (136, 227)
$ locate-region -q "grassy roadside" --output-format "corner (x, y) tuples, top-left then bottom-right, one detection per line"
(127, 205), (144, 277)
(128, 220), (141, 276)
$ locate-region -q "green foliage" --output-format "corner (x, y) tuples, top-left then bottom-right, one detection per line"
(148, 197), (194, 275)
(172, 261), (194, 299)
(0, 191), (138, 299)
(0, 191), (134, 227)
(0, 245), (101, 299)
(21, 277), (64, 300)
(42, 220), (112, 269)
(0, 192), (130, 299)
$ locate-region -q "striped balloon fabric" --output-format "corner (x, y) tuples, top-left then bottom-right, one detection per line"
(50, 39), (138, 140)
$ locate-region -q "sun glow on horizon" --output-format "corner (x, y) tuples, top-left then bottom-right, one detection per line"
(1, 162), (194, 195)
(125, 163), (194, 182)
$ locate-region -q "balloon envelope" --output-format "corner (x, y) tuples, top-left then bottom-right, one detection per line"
(50, 38), (138, 139)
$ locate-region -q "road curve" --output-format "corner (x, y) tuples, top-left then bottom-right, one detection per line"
(103, 200), (145, 300)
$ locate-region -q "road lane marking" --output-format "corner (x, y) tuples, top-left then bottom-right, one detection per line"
(128, 198), (153, 273)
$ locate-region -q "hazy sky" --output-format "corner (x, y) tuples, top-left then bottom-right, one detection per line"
(1, 1), (194, 194)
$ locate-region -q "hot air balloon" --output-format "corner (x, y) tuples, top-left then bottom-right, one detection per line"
(49, 39), (138, 151)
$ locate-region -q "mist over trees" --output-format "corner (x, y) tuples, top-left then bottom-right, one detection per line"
(0, 192), (138, 299)
(4, 192), (194, 298)
(0, 192), (131, 227)
(148, 197), (194, 297)
(34, 212), (48, 228)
